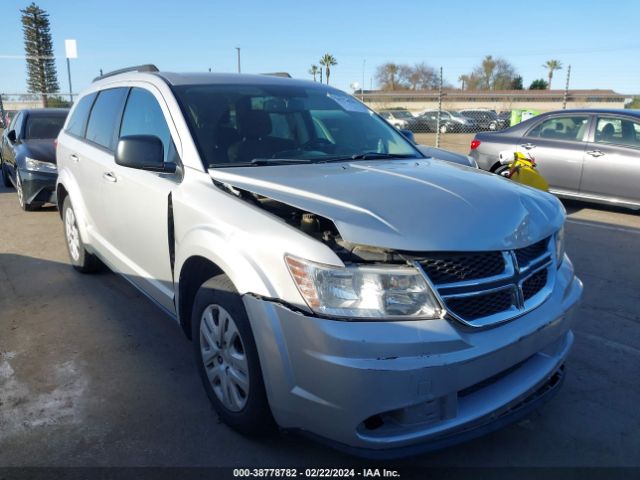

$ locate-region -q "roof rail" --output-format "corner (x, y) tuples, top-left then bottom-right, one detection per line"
(261, 72), (292, 78)
(93, 64), (159, 82)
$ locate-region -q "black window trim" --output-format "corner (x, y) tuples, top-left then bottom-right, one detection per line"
(524, 113), (592, 144)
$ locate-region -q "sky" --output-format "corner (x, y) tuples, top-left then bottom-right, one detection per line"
(1, 0), (639, 97)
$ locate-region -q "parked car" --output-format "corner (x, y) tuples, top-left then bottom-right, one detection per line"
(406, 112), (454, 133)
(459, 109), (500, 131)
(378, 109), (415, 129)
(56, 66), (581, 458)
(497, 111), (512, 129)
(0, 108), (69, 210)
(470, 108), (640, 210)
(413, 110), (479, 133)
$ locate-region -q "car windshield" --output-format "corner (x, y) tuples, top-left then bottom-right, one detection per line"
(173, 84), (420, 167)
(24, 115), (67, 139)
(389, 110), (413, 119)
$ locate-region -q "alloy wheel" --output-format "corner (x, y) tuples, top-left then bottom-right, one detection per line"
(16, 173), (24, 207)
(65, 207), (81, 261)
(200, 304), (250, 412)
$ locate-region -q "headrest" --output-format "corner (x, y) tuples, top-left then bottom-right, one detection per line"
(240, 110), (272, 138)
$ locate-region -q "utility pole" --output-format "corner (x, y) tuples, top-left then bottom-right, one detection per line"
(361, 59), (366, 101)
(562, 65), (571, 110)
(64, 39), (77, 103)
(435, 66), (443, 148)
(235, 47), (241, 73)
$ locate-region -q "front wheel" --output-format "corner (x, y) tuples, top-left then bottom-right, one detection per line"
(192, 275), (275, 436)
(439, 124), (448, 134)
(494, 164), (512, 178)
(62, 196), (102, 273)
(16, 172), (42, 211)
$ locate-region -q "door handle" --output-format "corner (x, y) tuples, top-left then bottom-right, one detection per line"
(102, 172), (117, 183)
(521, 143), (536, 150)
(70, 154), (79, 163)
(586, 150), (605, 157)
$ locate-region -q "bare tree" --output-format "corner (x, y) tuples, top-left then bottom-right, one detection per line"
(464, 55), (519, 90)
(400, 62), (438, 90)
(375, 62), (402, 90)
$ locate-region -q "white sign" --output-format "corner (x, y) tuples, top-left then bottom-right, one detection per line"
(65, 39), (77, 59)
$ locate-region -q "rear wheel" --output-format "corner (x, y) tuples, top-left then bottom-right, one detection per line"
(62, 196), (102, 273)
(192, 275), (275, 436)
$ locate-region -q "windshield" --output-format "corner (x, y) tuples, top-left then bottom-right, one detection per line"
(24, 115), (67, 140)
(173, 84), (420, 167)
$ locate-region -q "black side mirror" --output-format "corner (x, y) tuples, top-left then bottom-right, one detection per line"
(7, 130), (17, 144)
(115, 135), (176, 173)
(399, 129), (416, 144)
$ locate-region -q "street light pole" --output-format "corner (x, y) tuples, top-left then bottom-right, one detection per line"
(235, 47), (241, 73)
(66, 58), (73, 103)
(64, 39), (77, 103)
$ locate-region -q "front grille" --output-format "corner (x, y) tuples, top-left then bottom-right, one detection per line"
(445, 289), (514, 320)
(417, 252), (505, 284)
(522, 268), (548, 300)
(515, 237), (550, 267)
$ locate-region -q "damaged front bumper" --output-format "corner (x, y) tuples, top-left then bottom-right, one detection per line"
(243, 257), (582, 458)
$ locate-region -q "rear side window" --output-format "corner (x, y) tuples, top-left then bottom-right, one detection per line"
(66, 93), (96, 137)
(85, 88), (128, 150)
(526, 116), (589, 142)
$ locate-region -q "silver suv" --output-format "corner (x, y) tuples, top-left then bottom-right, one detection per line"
(56, 66), (582, 458)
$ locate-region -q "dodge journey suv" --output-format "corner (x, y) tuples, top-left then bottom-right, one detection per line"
(56, 65), (582, 458)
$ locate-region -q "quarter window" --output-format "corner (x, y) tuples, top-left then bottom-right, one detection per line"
(595, 117), (640, 148)
(526, 116), (589, 142)
(66, 93), (96, 138)
(119, 88), (174, 162)
(85, 88), (128, 150)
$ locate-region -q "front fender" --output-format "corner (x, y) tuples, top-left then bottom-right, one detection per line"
(56, 170), (92, 248)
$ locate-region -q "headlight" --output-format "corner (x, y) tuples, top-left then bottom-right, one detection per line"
(285, 255), (441, 320)
(555, 225), (565, 267)
(25, 157), (57, 173)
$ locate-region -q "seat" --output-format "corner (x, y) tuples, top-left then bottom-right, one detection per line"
(227, 110), (295, 163)
(601, 123), (615, 143)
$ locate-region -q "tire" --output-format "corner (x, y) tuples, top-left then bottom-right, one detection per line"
(16, 171), (42, 211)
(1, 163), (11, 188)
(192, 275), (275, 436)
(62, 196), (102, 273)
(494, 164), (512, 178)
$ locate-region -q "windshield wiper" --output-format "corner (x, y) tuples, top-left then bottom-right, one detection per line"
(317, 152), (418, 163)
(208, 158), (313, 168)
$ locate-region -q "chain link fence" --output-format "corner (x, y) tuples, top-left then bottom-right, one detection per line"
(363, 72), (627, 155)
(0, 92), (76, 128)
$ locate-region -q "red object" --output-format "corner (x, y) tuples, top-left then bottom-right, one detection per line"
(53, 139), (58, 148)
(470, 139), (481, 150)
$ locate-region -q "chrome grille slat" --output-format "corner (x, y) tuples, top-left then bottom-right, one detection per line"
(412, 237), (555, 327)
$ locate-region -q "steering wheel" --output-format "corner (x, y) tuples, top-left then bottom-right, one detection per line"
(301, 138), (333, 151)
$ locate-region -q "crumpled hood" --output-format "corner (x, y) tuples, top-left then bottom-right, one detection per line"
(209, 159), (564, 252)
(21, 139), (56, 163)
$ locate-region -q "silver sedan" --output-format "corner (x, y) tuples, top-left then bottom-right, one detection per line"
(469, 109), (640, 209)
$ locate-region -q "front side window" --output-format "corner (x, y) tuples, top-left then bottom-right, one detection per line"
(526, 116), (589, 142)
(85, 88), (128, 150)
(174, 84), (419, 167)
(24, 115), (67, 139)
(12, 113), (24, 138)
(595, 117), (640, 148)
(120, 88), (174, 162)
(66, 93), (96, 138)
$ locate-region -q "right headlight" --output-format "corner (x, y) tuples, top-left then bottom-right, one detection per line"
(555, 225), (565, 267)
(285, 255), (442, 320)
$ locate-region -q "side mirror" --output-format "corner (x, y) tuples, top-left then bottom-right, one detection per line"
(399, 129), (416, 144)
(7, 130), (17, 144)
(115, 135), (176, 173)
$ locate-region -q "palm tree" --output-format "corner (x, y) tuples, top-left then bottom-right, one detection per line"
(308, 65), (320, 82)
(543, 60), (562, 89)
(458, 74), (469, 90)
(319, 53), (337, 85)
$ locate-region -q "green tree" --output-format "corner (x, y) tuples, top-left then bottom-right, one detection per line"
(458, 74), (470, 90)
(21, 3), (59, 107)
(529, 78), (549, 90)
(543, 59), (562, 89)
(511, 75), (524, 90)
(319, 53), (337, 85)
(308, 64), (320, 82)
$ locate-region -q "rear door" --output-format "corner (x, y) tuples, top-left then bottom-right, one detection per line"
(517, 114), (591, 194)
(579, 115), (640, 206)
(3, 112), (24, 179)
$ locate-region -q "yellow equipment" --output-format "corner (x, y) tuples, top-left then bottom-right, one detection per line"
(498, 151), (549, 192)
